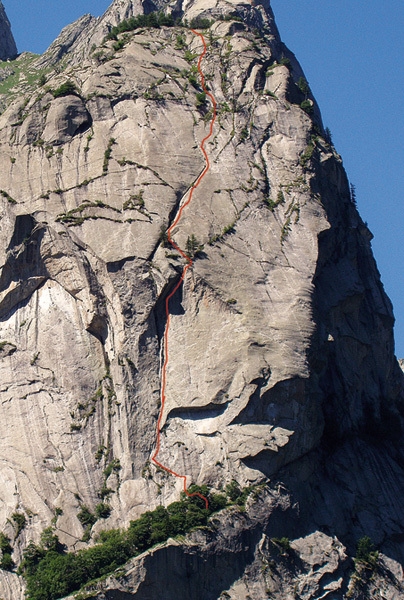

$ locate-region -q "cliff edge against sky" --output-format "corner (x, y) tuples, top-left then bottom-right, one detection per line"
(0, 1), (17, 60)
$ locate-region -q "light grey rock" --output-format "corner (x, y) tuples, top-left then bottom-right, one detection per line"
(33, 14), (96, 68)
(0, 0), (403, 598)
(42, 95), (91, 145)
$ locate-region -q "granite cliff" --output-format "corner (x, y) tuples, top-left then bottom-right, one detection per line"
(0, 1), (17, 61)
(0, 0), (404, 598)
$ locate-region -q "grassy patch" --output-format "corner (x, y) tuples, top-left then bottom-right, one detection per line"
(0, 54), (43, 98)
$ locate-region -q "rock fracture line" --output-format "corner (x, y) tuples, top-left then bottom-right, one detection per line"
(151, 30), (217, 509)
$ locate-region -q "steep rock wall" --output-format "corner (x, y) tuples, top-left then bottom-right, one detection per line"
(0, 1), (17, 61)
(0, 0), (403, 597)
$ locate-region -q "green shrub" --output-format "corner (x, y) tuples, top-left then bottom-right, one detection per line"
(102, 138), (116, 173)
(265, 190), (285, 212)
(40, 528), (63, 553)
(175, 34), (186, 49)
(225, 480), (242, 502)
(0, 532), (12, 555)
(185, 234), (204, 258)
(103, 458), (121, 479)
(299, 139), (316, 168)
(159, 226), (169, 247)
(355, 536), (379, 569)
(240, 127), (249, 141)
(184, 50), (198, 62)
(77, 506), (96, 528)
(51, 80), (77, 98)
(297, 76), (310, 96)
(0, 532), (13, 570)
(300, 99), (313, 114)
(0, 189), (16, 204)
(272, 537), (291, 553)
(188, 73), (198, 87)
(105, 11), (175, 41)
(190, 17), (212, 29)
(12, 512), (27, 536)
(95, 503), (111, 519)
(1, 553), (14, 571)
(324, 126), (333, 145)
(279, 56), (291, 68)
(113, 39), (125, 51)
(195, 91), (206, 107)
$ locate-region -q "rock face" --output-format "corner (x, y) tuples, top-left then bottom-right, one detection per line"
(0, 1), (17, 60)
(0, 0), (404, 598)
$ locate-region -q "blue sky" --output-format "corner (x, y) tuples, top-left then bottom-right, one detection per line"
(4, 0), (404, 356)
(271, 0), (404, 357)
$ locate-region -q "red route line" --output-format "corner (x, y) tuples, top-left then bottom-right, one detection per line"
(151, 30), (217, 510)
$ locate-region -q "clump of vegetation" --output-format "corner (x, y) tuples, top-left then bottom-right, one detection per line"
(185, 234), (204, 258)
(103, 137), (116, 173)
(159, 225), (169, 247)
(208, 220), (237, 245)
(350, 182), (357, 206)
(77, 506), (96, 528)
(84, 132), (93, 153)
(184, 49), (198, 62)
(297, 76), (310, 96)
(175, 34), (186, 49)
(217, 13), (243, 23)
(0, 532), (14, 571)
(347, 536), (380, 597)
(265, 190), (285, 211)
(225, 480), (253, 507)
(280, 216), (292, 243)
(195, 91), (206, 107)
(103, 458), (121, 480)
(300, 99), (313, 114)
(299, 136), (318, 168)
(105, 12), (175, 41)
(112, 38), (126, 52)
(279, 56), (291, 68)
(95, 502), (111, 520)
(355, 536), (379, 569)
(240, 126), (249, 142)
(272, 537), (291, 555)
(324, 126), (333, 145)
(51, 80), (77, 98)
(19, 483), (251, 600)
(123, 190), (145, 211)
(11, 512), (27, 537)
(189, 16), (213, 29)
(56, 200), (120, 227)
(0, 189), (16, 204)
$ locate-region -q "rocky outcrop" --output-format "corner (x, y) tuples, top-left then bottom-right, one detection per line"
(0, 1), (17, 60)
(0, 0), (404, 598)
(61, 486), (404, 600)
(34, 14), (96, 68)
